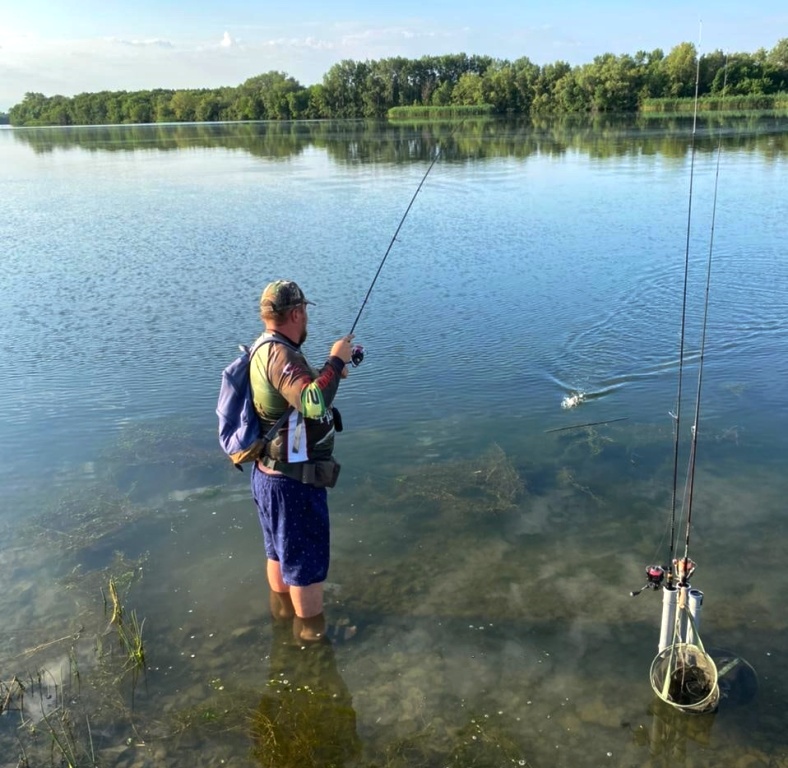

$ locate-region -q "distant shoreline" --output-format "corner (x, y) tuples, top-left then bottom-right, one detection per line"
(8, 42), (788, 127)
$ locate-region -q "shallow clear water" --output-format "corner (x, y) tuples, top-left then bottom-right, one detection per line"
(1, 116), (787, 766)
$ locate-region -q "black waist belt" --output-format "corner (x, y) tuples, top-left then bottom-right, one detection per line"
(260, 456), (316, 485)
(259, 456), (341, 488)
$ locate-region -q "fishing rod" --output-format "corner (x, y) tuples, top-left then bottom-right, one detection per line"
(347, 127), (458, 354)
(632, 45), (736, 716)
(667, 35), (704, 587)
(678, 56), (728, 569)
(264, 132), (453, 435)
(252, 132), (453, 443)
(632, 32), (711, 605)
(639, 54), (735, 715)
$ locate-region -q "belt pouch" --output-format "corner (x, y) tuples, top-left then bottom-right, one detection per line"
(313, 459), (341, 488)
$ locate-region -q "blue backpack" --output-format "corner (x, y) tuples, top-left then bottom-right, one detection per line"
(216, 337), (293, 470)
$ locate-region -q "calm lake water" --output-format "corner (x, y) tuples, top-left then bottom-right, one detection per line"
(1, 116), (787, 767)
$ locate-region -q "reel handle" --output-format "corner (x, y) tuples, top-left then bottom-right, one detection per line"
(630, 564), (667, 597)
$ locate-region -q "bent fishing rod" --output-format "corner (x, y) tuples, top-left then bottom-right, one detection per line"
(256, 135), (451, 439)
(345, 126), (459, 367)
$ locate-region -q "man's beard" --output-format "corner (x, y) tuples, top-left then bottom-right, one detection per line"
(298, 327), (308, 345)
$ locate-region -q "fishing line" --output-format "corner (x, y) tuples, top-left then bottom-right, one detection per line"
(679, 55), (729, 562)
(668, 26), (703, 580)
(348, 125), (459, 336)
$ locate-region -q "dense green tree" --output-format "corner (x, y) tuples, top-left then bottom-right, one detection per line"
(468, 54), (495, 76)
(370, 57), (402, 108)
(152, 90), (176, 122)
(194, 91), (223, 122)
(484, 63), (519, 113)
(662, 42), (698, 98)
(717, 53), (771, 95)
(303, 84), (328, 119)
(241, 72), (304, 120)
(105, 92), (126, 123)
(9, 92), (47, 125)
(45, 95), (73, 124)
(554, 67), (589, 112)
(633, 49), (667, 100)
(586, 53), (640, 112)
(405, 58), (434, 105)
(170, 90), (199, 122)
(765, 38), (788, 91)
(126, 92), (153, 124)
(699, 49), (727, 94)
(435, 53), (474, 85)
(531, 61), (572, 113)
(431, 80), (453, 106)
(321, 60), (371, 117)
(285, 89), (311, 119)
(511, 56), (540, 113)
(767, 38), (788, 68)
(760, 50), (788, 93)
(451, 72), (486, 106)
(361, 66), (390, 117)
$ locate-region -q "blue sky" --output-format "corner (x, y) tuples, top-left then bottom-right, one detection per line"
(1, 0), (786, 110)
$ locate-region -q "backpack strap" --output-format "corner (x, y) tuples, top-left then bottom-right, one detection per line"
(262, 406), (292, 443)
(248, 333), (299, 444)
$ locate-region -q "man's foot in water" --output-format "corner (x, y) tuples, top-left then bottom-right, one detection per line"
(293, 613), (357, 644)
(269, 590), (295, 621)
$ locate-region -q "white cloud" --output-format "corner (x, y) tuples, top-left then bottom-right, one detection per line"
(220, 31), (235, 48)
(109, 37), (174, 49)
(262, 36), (335, 52)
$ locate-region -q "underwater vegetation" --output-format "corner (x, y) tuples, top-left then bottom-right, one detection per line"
(2, 420), (786, 766)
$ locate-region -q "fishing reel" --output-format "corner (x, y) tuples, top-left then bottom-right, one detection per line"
(673, 557), (696, 584)
(350, 344), (365, 367)
(630, 564), (667, 597)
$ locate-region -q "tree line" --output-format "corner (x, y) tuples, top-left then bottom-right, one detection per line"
(8, 39), (788, 127)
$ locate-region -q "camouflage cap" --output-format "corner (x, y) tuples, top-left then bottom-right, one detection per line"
(260, 280), (315, 313)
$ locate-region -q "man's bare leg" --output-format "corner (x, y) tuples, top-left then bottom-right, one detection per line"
(267, 559), (289, 592)
(267, 560), (324, 638)
(267, 559), (295, 620)
(290, 583), (325, 641)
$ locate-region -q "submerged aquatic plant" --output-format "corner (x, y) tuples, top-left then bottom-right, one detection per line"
(398, 443), (524, 516)
(449, 713), (533, 767)
(100, 573), (147, 698)
(3, 669), (97, 768)
(0, 675), (25, 716)
(23, 484), (144, 557)
(116, 609), (146, 675)
(38, 706), (97, 768)
(250, 678), (361, 768)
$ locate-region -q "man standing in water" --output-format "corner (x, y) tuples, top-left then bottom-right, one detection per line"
(249, 280), (354, 642)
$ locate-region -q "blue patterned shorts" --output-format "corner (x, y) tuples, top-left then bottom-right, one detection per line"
(251, 466), (330, 587)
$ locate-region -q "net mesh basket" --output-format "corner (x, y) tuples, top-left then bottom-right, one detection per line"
(650, 642), (720, 713)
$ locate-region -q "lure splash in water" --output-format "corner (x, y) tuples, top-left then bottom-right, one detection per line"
(561, 391), (585, 409)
